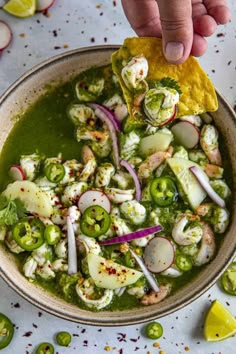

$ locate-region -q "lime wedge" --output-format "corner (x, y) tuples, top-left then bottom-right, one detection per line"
(3, 0), (36, 18)
(204, 300), (236, 342)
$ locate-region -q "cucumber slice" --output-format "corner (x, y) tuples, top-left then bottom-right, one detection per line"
(2, 180), (53, 217)
(87, 253), (142, 289)
(167, 158), (207, 209)
(139, 131), (173, 156)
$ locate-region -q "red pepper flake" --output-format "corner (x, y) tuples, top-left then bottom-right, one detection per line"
(38, 312), (42, 317)
(23, 331), (33, 337)
(32, 323), (38, 328)
(104, 37), (107, 42)
(96, 4), (102, 8)
(53, 30), (58, 37)
(19, 33), (26, 38)
(20, 188), (25, 192)
(100, 12), (103, 16)
(117, 332), (127, 342)
(13, 302), (20, 308)
(113, 1), (117, 6)
(227, 60), (232, 66)
(83, 340), (88, 346)
(54, 46), (61, 50)
(91, 37), (95, 43)
(63, 44), (69, 49)
(211, 69), (215, 73)
(81, 328), (86, 333)
(217, 33), (225, 37)
(184, 346), (190, 351)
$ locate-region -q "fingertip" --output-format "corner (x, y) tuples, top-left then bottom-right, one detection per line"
(208, 6), (231, 25)
(190, 34), (208, 57)
(193, 15), (217, 37)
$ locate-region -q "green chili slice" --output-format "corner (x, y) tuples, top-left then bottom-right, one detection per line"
(0, 313), (14, 349)
(56, 331), (72, 346)
(145, 321), (163, 339)
(80, 205), (111, 238)
(221, 262), (236, 295)
(150, 177), (177, 207)
(44, 163), (65, 183)
(12, 217), (45, 251)
(44, 224), (61, 245)
(175, 254), (193, 272)
(36, 342), (54, 354)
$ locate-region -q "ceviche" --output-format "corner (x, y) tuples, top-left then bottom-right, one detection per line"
(0, 38), (231, 311)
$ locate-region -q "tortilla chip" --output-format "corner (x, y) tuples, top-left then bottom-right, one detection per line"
(112, 37), (218, 128)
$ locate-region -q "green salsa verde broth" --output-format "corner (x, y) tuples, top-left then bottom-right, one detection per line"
(0, 63), (232, 311)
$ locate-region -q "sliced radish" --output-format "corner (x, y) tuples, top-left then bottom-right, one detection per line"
(0, 21), (12, 51)
(160, 104), (177, 127)
(9, 165), (26, 181)
(171, 120), (200, 149)
(144, 237), (174, 273)
(189, 165), (226, 208)
(36, 0), (55, 12)
(78, 189), (111, 214)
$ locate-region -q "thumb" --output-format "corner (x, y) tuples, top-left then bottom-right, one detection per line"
(157, 0), (193, 64)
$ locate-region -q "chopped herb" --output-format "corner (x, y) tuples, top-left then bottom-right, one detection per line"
(150, 77), (182, 94)
(0, 195), (27, 226)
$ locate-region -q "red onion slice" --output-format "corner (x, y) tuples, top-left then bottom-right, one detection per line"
(99, 225), (163, 245)
(89, 103), (121, 131)
(189, 165), (226, 208)
(120, 159), (141, 201)
(129, 249), (160, 292)
(67, 216), (78, 274)
(88, 103), (120, 168)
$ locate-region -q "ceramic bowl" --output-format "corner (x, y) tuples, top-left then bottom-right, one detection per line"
(0, 46), (236, 326)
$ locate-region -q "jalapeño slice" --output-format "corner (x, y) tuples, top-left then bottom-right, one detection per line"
(80, 205), (111, 238)
(221, 262), (236, 295)
(150, 176), (177, 207)
(44, 163), (65, 183)
(0, 313), (14, 349)
(12, 217), (45, 251)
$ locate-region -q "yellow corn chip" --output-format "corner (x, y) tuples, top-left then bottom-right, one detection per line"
(112, 37), (218, 129)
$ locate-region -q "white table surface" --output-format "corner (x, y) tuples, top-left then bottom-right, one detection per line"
(0, 1), (236, 353)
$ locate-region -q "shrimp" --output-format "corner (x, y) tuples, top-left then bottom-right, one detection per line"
(79, 145), (97, 182)
(76, 278), (113, 310)
(121, 55), (148, 90)
(204, 164), (223, 179)
(196, 203), (230, 234)
(200, 124), (222, 166)
(172, 214), (203, 246)
(141, 284), (171, 305)
(138, 149), (172, 179)
(194, 223), (216, 266)
(105, 187), (134, 204)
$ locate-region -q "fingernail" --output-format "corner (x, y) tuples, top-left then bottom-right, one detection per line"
(165, 42), (184, 62)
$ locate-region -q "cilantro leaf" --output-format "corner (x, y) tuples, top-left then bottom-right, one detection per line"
(149, 77), (182, 94)
(0, 196), (27, 226)
(159, 77), (182, 94)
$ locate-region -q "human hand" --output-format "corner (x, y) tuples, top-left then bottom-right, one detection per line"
(121, 0), (231, 64)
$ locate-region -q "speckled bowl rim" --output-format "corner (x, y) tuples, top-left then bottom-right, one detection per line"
(0, 45), (236, 326)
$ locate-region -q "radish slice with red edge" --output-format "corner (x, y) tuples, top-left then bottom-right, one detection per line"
(129, 249), (159, 292)
(99, 225), (163, 245)
(67, 216), (78, 275)
(0, 21), (12, 51)
(78, 190), (111, 214)
(88, 103), (120, 168)
(9, 165), (26, 181)
(120, 160), (141, 201)
(160, 104), (177, 127)
(171, 120), (200, 149)
(144, 237), (174, 273)
(36, 0), (55, 12)
(189, 165), (226, 208)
